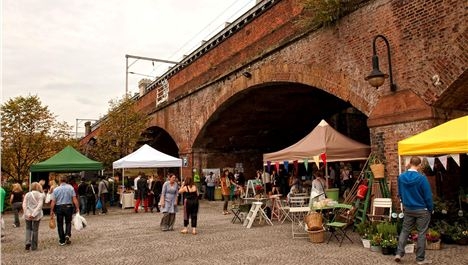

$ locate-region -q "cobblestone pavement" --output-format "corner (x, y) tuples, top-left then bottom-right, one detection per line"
(1, 200), (467, 265)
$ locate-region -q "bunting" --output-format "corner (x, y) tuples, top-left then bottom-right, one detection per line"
(304, 158), (309, 172)
(450, 154), (460, 166)
(275, 162), (280, 173)
(426, 157), (435, 171)
(313, 155), (320, 168)
(267, 161), (271, 173)
(320, 153), (327, 165)
(283, 161), (289, 173)
(438, 155), (448, 169)
(293, 160), (298, 175)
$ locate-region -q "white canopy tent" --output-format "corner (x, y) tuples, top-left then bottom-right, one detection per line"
(113, 144), (182, 186)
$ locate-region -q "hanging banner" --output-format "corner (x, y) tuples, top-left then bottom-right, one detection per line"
(450, 154), (460, 167)
(304, 158), (309, 172)
(313, 155), (320, 168)
(426, 157), (435, 171)
(283, 161), (289, 173)
(438, 155), (448, 170)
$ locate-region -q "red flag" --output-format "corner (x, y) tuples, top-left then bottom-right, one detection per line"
(293, 160), (298, 175)
(275, 162), (280, 173)
(320, 153), (327, 165)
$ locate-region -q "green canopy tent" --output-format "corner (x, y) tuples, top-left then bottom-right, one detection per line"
(30, 145), (103, 188)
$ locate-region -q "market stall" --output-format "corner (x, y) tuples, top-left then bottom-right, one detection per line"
(112, 144), (182, 209)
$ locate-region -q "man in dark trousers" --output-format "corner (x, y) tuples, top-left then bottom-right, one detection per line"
(395, 156), (433, 265)
(51, 175), (80, 246)
(134, 173), (149, 213)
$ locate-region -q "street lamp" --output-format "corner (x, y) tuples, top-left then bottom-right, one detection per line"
(364, 35), (397, 92)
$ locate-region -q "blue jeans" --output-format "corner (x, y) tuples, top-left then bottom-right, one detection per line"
(206, 186), (215, 201)
(396, 209), (431, 261)
(79, 196), (87, 214)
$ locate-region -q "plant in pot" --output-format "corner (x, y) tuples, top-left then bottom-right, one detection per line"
(370, 233), (383, 252)
(356, 221), (373, 248)
(368, 153), (386, 179)
(381, 237), (398, 255)
(425, 228), (441, 250)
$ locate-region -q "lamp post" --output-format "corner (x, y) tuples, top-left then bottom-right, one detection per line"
(364, 35), (397, 92)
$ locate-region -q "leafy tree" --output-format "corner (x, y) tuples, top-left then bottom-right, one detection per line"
(1, 95), (74, 183)
(85, 96), (149, 170)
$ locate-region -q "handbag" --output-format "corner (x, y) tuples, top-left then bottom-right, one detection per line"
(96, 198), (102, 209)
(49, 216), (56, 229)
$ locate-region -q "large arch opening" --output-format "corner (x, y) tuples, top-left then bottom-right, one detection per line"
(193, 82), (369, 174)
(137, 126), (180, 159)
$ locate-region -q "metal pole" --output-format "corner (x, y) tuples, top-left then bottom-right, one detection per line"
(125, 54), (178, 65)
(125, 56), (129, 97)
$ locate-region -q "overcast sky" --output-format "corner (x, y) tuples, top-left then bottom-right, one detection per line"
(2, 0), (255, 136)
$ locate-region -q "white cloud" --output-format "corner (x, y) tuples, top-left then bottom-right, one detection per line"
(2, 0), (255, 134)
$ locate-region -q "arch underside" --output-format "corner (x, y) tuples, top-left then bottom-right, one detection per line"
(193, 82), (370, 154)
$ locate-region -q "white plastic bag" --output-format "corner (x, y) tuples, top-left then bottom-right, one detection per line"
(73, 213), (86, 231)
(45, 193), (51, 203)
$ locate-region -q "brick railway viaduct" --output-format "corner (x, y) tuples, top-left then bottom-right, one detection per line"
(81, 0), (467, 198)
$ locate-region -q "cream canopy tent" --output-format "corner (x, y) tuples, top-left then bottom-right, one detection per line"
(113, 144), (182, 186)
(398, 115), (468, 156)
(263, 120), (370, 163)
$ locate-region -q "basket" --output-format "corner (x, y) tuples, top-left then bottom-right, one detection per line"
(426, 240), (441, 250)
(305, 212), (323, 231)
(308, 229), (325, 243)
(370, 163), (385, 179)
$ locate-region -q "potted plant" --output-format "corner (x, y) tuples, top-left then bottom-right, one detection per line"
(370, 233), (383, 252)
(368, 153), (385, 179)
(356, 221), (373, 248)
(381, 237), (398, 255)
(425, 228), (441, 249)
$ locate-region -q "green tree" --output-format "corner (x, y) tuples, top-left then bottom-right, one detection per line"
(1, 95), (74, 183)
(85, 96), (149, 170)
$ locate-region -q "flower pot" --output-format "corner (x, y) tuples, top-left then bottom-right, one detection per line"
(426, 239), (441, 250)
(381, 246), (396, 255)
(404, 243), (415, 253)
(362, 239), (371, 248)
(370, 245), (382, 252)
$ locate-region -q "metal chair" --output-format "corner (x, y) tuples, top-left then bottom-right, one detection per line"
(324, 204), (356, 247)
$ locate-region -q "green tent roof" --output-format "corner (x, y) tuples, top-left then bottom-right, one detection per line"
(30, 145), (103, 172)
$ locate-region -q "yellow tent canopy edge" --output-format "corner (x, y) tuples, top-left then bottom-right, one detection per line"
(398, 115), (468, 156)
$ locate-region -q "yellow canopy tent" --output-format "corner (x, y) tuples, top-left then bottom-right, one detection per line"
(398, 115), (468, 156)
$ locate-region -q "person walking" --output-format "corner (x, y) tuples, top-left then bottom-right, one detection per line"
(150, 175), (163, 213)
(394, 156), (433, 265)
(10, 183), (24, 228)
(86, 180), (98, 215)
(134, 173), (149, 213)
(159, 173), (179, 231)
(77, 178), (88, 215)
(50, 175), (80, 246)
(98, 176), (109, 215)
(22, 182), (45, 251)
(205, 172), (216, 201)
(178, 175), (199, 235)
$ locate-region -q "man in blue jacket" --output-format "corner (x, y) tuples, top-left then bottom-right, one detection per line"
(395, 156), (433, 264)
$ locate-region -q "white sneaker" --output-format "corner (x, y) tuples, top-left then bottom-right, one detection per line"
(416, 260), (432, 264)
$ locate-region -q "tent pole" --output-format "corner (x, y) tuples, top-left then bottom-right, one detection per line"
(398, 156), (402, 174)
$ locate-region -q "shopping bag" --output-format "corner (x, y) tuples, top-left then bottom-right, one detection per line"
(49, 216), (56, 229)
(73, 213), (86, 231)
(96, 198), (102, 209)
(45, 193), (52, 203)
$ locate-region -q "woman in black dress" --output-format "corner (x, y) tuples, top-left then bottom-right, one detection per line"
(178, 175), (199, 235)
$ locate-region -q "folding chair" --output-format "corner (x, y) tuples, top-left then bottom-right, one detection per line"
(231, 203), (251, 224)
(367, 198), (392, 223)
(278, 199), (292, 223)
(324, 204), (356, 247)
